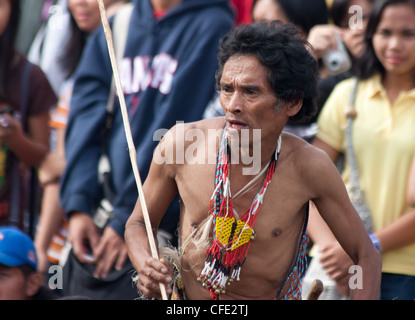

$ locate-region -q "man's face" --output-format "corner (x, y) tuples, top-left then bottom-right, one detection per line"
(219, 55), (284, 145)
(0, 265), (32, 300)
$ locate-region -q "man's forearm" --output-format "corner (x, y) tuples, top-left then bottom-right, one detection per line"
(349, 251), (382, 300)
(125, 219), (155, 271)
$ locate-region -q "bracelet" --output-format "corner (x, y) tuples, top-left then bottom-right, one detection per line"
(369, 233), (382, 252)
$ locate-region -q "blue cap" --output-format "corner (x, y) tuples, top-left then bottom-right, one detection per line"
(0, 226), (37, 270)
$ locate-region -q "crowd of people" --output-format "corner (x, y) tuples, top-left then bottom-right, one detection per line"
(0, 0), (414, 301)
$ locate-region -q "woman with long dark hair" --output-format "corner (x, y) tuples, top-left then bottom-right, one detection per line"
(35, 0), (128, 281)
(0, 0), (57, 228)
(311, 0), (415, 300)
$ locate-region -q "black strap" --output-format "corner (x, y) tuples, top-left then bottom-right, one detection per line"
(20, 61), (33, 130)
(9, 61), (33, 230)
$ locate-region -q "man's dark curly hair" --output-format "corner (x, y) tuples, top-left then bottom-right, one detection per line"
(215, 21), (318, 122)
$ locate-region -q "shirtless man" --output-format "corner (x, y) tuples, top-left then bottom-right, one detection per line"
(125, 21), (381, 300)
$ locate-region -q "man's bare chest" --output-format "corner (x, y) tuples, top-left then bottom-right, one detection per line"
(176, 162), (308, 236)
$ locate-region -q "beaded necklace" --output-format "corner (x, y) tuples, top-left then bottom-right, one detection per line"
(198, 128), (281, 299)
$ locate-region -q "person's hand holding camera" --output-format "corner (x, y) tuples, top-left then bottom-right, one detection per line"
(307, 24), (344, 60)
(0, 105), (23, 147)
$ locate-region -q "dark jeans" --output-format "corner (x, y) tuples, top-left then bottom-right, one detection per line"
(380, 272), (415, 300)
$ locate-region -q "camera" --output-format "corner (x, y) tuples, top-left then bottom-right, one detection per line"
(322, 35), (352, 76)
(0, 107), (21, 128)
(0, 108), (13, 128)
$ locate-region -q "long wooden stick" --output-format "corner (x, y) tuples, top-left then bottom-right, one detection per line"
(96, 0), (168, 300)
(307, 279), (324, 300)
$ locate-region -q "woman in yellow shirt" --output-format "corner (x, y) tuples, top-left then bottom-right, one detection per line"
(310, 0), (415, 300)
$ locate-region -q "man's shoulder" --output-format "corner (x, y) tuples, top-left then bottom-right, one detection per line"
(190, 116), (225, 129)
(281, 131), (313, 152)
(154, 117), (224, 162)
(280, 133), (338, 197)
(281, 132), (332, 170)
(170, 117), (225, 135)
